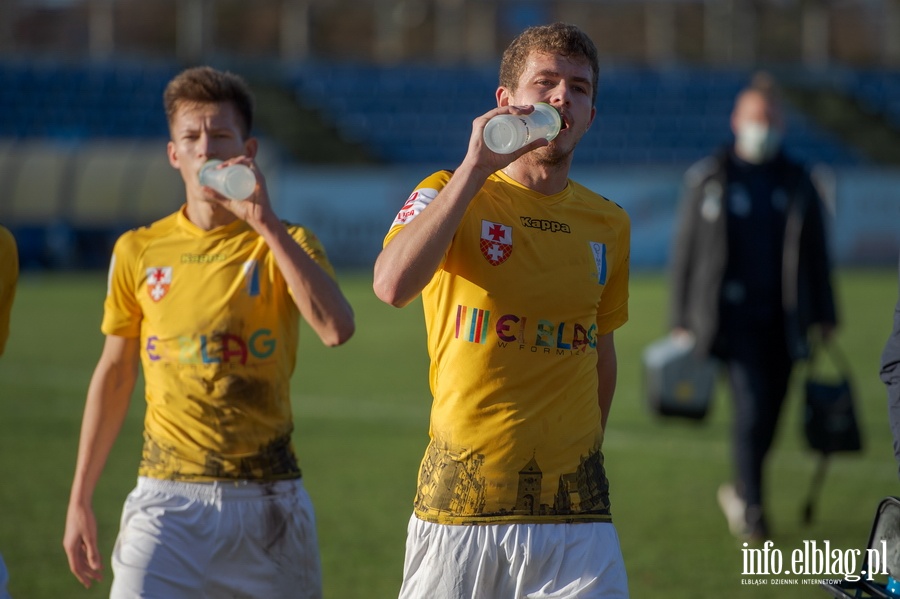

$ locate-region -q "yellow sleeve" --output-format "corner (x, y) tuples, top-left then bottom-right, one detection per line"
(596, 207), (630, 335)
(383, 170), (453, 247)
(286, 223), (338, 280)
(101, 232), (143, 338)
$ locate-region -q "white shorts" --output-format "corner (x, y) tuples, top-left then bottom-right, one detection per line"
(110, 477), (322, 599)
(398, 515), (629, 599)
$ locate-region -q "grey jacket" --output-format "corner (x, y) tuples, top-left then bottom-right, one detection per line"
(669, 148), (837, 361)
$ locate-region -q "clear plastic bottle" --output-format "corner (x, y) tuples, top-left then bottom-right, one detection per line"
(198, 159), (256, 201)
(483, 103), (562, 154)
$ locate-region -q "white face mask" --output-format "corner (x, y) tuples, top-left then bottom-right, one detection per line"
(735, 122), (781, 164)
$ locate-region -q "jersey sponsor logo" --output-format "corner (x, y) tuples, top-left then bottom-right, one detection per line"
(180, 253), (226, 263)
(147, 267), (172, 302)
(589, 242), (608, 285)
(455, 304), (597, 353)
(520, 216), (571, 233)
(146, 328), (277, 364)
(392, 187), (439, 226)
(480, 220), (513, 266)
(455, 305), (491, 343)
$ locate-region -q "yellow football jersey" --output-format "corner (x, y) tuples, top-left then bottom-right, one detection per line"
(385, 170), (630, 524)
(104, 207), (337, 481)
(0, 225), (18, 357)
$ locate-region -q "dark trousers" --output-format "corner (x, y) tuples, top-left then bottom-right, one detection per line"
(723, 323), (793, 512)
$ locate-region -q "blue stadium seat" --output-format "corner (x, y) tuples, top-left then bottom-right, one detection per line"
(0, 59), (873, 168)
(0, 60), (176, 141)
(289, 62), (864, 167)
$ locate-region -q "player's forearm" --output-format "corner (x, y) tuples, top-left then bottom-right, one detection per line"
(259, 218), (355, 347)
(68, 356), (137, 506)
(373, 162), (492, 308)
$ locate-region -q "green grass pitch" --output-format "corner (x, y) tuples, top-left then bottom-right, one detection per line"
(0, 268), (897, 598)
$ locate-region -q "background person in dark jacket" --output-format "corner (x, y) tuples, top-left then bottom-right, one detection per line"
(882, 253), (900, 478)
(669, 73), (837, 541)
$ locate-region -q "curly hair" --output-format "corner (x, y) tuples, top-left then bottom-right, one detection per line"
(498, 22), (599, 106)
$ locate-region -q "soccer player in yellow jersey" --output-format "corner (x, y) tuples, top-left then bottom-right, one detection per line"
(63, 67), (354, 598)
(0, 225), (18, 599)
(374, 23), (630, 599)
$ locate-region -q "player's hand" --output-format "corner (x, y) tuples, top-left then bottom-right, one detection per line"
(463, 105), (550, 173)
(202, 156), (274, 228)
(63, 503), (103, 588)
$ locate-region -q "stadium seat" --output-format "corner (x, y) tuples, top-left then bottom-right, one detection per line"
(0, 59), (869, 168)
(289, 63), (864, 167)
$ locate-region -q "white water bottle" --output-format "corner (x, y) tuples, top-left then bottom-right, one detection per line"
(483, 103), (562, 154)
(198, 159), (256, 201)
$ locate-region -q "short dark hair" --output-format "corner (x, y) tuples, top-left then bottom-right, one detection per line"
(732, 70), (785, 126)
(498, 23), (600, 106)
(744, 70), (783, 106)
(163, 66), (254, 138)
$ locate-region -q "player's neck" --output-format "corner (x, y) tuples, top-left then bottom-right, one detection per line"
(184, 198), (238, 231)
(502, 157), (571, 196)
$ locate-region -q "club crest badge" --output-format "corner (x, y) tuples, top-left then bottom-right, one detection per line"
(480, 220), (513, 266)
(146, 267), (172, 302)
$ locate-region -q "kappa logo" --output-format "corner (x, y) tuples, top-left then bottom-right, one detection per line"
(480, 220), (512, 266)
(147, 267), (173, 302)
(395, 192), (419, 224)
(392, 187), (439, 227)
(520, 216), (571, 233)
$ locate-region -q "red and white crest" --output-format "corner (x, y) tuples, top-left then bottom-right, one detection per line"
(480, 220), (513, 266)
(146, 267), (172, 302)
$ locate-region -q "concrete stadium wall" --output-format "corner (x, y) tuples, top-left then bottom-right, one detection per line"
(0, 139), (278, 267)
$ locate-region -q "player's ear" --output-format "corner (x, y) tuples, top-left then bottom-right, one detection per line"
(166, 141), (179, 170)
(497, 87), (511, 107)
(244, 137), (259, 160)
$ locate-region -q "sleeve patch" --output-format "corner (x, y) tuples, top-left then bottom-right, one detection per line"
(392, 187), (439, 226)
